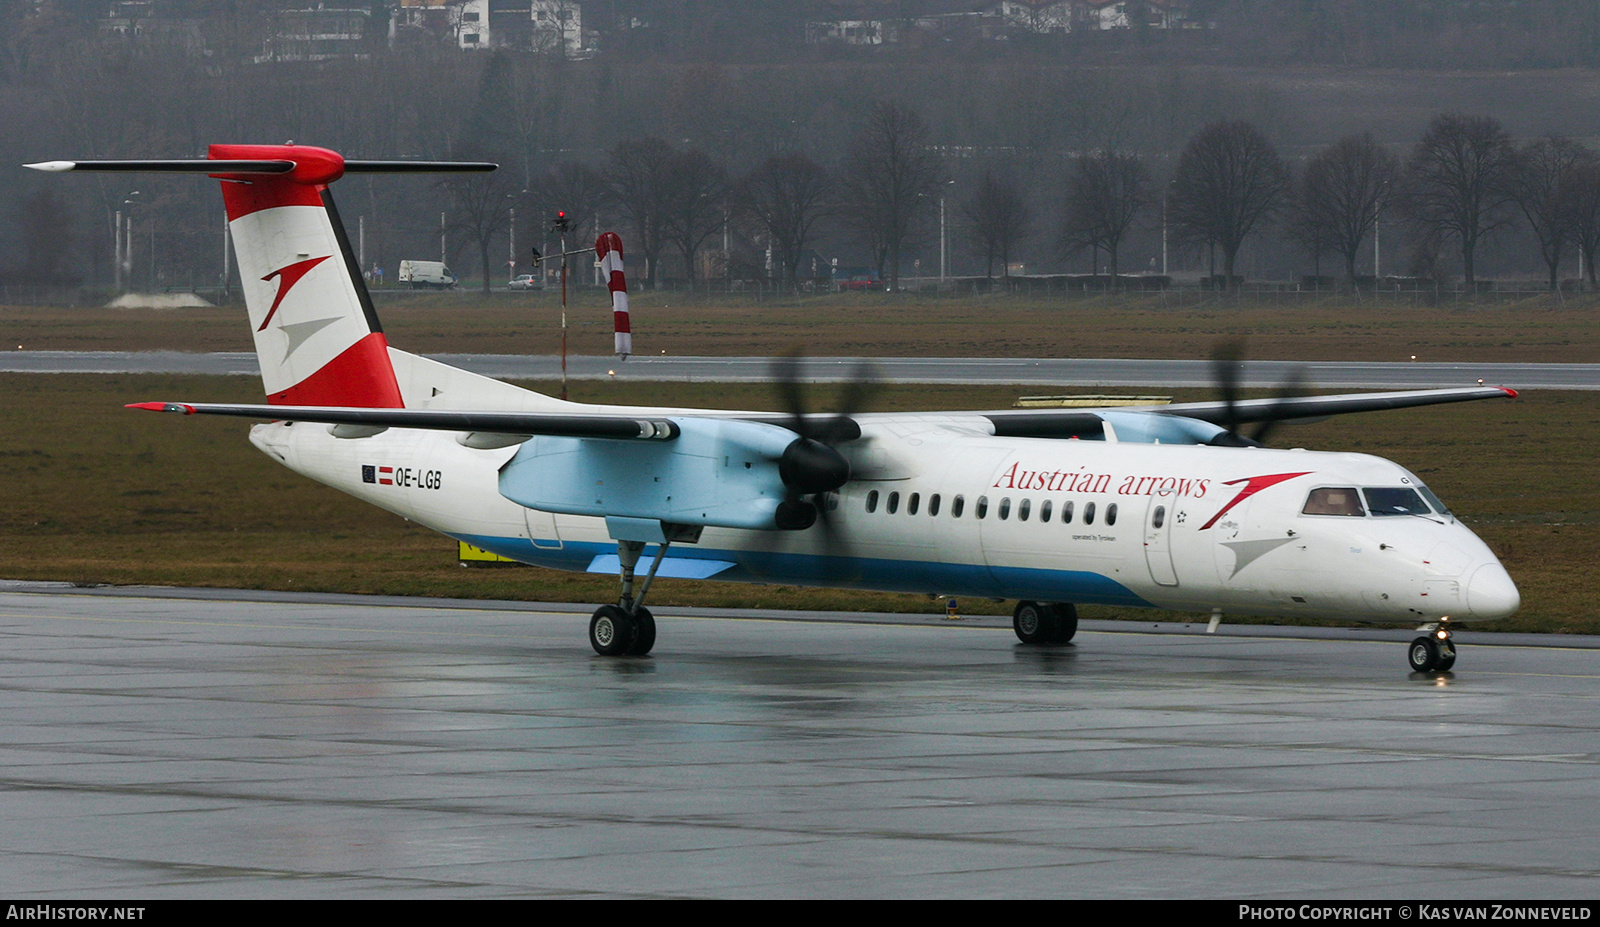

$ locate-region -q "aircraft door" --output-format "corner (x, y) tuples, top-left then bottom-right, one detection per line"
(1144, 495), (1179, 586)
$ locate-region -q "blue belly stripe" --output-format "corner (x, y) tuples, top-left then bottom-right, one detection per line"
(455, 533), (1155, 608)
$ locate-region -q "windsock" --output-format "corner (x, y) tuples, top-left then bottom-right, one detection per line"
(597, 232), (631, 358)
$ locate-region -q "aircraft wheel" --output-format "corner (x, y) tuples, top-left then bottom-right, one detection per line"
(1013, 601), (1056, 644)
(627, 607), (656, 656)
(1048, 603), (1079, 643)
(589, 605), (636, 656)
(1408, 636), (1440, 672)
(1435, 639), (1457, 672)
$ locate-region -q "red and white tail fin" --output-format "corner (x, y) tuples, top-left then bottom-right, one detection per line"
(597, 232), (631, 358)
(212, 144), (402, 408)
(27, 145), (493, 408)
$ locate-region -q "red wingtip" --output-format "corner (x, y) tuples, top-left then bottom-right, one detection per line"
(1501, 387), (1519, 399)
(126, 402), (194, 414)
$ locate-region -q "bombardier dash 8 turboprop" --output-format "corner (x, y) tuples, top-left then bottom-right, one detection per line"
(28, 144), (1521, 672)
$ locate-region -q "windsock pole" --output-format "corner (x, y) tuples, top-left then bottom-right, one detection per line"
(597, 232), (631, 358)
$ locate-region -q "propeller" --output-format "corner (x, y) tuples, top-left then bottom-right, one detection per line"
(1208, 340), (1309, 447)
(769, 352), (877, 536)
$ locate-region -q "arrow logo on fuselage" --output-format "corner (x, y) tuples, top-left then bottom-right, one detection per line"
(1199, 471), (1312, 530)
(257, 255), (332, 332)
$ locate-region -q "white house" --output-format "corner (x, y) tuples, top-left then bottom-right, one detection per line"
(1081, 0), (1189, 31)
(397, 0), (584, 55)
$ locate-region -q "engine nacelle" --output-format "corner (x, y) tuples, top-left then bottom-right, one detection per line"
(498, 417), (811, 530)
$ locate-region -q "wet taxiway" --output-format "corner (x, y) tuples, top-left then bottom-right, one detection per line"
(2, 583), (1598, 899)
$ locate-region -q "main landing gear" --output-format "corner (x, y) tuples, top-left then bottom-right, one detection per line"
(589, 603), (656, 657)
(1407, 619), (1457, 673)
(1012, 601), (1079, 645)
(589, 527), (700, 657)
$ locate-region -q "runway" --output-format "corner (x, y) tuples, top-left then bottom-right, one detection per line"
(5, 351), (1598, 389)
(3, 582), (1598, 898)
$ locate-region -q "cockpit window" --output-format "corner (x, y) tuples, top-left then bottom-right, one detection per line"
(1415, 484), (1452, 518)
(1302, 487), (1365, 516)
(1363, 487), (1431, 517)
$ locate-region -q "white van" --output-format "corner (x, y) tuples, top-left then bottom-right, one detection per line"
(398, 260), (457, 290)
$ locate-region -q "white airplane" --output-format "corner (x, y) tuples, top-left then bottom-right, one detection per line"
(28, 144), (1521, 673)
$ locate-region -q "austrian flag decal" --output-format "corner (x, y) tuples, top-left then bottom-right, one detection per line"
(360, 463), (442, 490)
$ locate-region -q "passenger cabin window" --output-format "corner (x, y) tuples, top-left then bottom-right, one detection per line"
(866, 490), (879, 513)
(952, 495), (965, 518)
(929, 494), (941, 517)
(1364, 487), (1430, 517)
(1083, 502), (1096, 525)
(1152, 505), (1166, 529)
(1019, 499), (1031, 522)
(887, 491), (900, 514)
(976, 496), (989, 519)
(1061, 501), (1074, 524)
(908, 492), (920, 516)
(1302, 488), (1364, 516)
(1105, 503), (1117, 526)
(1040, 500), (1052, 522)
(998, 497), (1011, 520)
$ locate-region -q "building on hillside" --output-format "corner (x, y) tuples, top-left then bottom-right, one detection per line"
(1080, 0), (1191, 31)
(98, 1), (208, 55)
(986, 1), (1076, 35)
(808, 0), (1195, 46)
(254, 7), (380, 63)
(429, 0), (585, 55)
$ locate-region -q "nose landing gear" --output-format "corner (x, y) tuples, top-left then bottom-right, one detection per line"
(1408, 620), (1457, 673)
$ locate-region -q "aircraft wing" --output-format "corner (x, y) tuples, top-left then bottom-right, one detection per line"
(131, 386), (1515, 444)
(981, 386), (1517, 438)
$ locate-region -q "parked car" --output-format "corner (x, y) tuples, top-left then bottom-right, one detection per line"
(508, 274), (539, 290)
(838, 273), (883, 292)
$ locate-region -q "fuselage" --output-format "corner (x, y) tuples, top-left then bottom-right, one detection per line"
(249, 401), (1520, 626)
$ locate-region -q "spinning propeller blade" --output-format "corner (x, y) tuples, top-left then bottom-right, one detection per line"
(1208, 341), (1309, 448)
(767, 353), (877, 555)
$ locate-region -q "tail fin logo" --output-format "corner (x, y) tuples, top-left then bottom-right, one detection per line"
(258, 255), (332, 332)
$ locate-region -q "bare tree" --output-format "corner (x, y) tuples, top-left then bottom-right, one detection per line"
(1403, 113), (1519, 289)
(440, 169), (520, 294)
(531, 160), (607, 249)
(1059, 150), (1149, 285)
(959, 168), (1034, 282)
(608, 136), (678, 289)
(1167, 120), (1289, 291)
(1511, 136), (1596, 291)
(1563, 161), (1600, 291)
(840, 101), (943, 291)
(1294, 133), (1399, 288)
(662, 146), (727, 287)
(737, 153), (833, 290)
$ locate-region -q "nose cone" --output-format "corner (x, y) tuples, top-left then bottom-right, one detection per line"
(1465, 562), (1520, 620)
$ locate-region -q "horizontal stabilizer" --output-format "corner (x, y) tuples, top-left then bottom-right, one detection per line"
(26, 159), (495, 175)
(26, 159), (295, 174)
